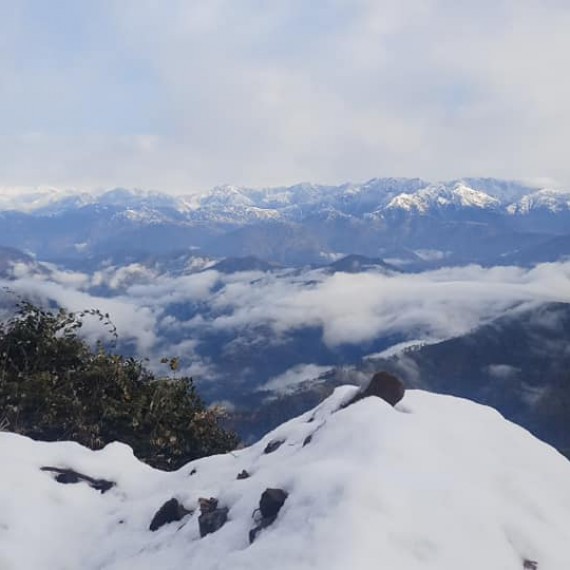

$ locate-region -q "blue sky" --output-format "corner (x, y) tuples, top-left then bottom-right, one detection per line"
(1, 0), (569, 193)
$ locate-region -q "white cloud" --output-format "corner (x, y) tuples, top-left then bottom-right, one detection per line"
(1, 2), (570, 191)
(262, 363), (332, 394)
(2, 261), (570, 378)
(202, 263), (570, 347)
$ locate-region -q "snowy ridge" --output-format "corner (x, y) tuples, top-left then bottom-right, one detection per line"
(507, 188), (570, 214)
(1, 387), (570, 569)
(0, 187), (94, 213)
(1, 179), (569, 222)
(386, 182), (500, 213)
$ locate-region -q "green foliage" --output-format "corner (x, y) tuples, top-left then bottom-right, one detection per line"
(0, 301), (238, 470)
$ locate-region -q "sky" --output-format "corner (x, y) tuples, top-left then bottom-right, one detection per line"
(1, 0), (570, 194)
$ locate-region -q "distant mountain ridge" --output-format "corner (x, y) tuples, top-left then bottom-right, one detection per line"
(2, 178), (566, 218)
(1, 178), (570, 266)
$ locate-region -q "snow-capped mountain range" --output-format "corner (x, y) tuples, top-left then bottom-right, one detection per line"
(1, 178), (569, 219)
(1, 178), (569, 267)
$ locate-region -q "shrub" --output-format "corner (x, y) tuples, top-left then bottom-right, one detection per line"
(0, 301), (238, 470)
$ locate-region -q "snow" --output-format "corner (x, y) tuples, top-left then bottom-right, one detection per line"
(386, 183), (500, 213)
(1, 388), (570, 570)
(507, 188), (570, 214)
(1, 178), (568, 221)
(0, 187), (92, 213)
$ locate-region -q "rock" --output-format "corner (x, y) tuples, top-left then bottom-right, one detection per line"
(198, 497), (229, 537)
(237, 469), (250, 480)
(198, 497), (218, 513)
(302, 434), (313, 447)
(345, 372), (405, 408)
(55, 471), (80, 484)
(248, 523), (265, 544)
(523, 561), (538, 570)
(40, 466), (115, 494)
(249, 488), (288, 544)
(149, 498), (192, 531)
(264, 439), (284, 454)
(259, 488), (288, 519)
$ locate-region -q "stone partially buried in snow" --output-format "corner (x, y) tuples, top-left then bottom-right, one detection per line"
(345, 371), (405, 408)
(149, 498), (192, 531)
(198, 498), (229, 537)
(264, 439), (285, 454)
(259, 488), (288, 519)
(40, 466), (115, 494)
(249, 488), (288, 544)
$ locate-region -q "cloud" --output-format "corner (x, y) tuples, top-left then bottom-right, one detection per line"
(262, 363), (332, 394)
(200, 263), (570, 347)
(1, 2), (570, 191)
(2, 261), (570, 387)
(0, 277), (158, 352)
(486, 364), (520, 380)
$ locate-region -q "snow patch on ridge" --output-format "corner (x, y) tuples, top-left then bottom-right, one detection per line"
(1, 388), (570, 569)
(507, 188), (570, 214)
(386, 183), (500, 213)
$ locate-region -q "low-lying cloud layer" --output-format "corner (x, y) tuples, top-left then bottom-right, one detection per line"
(3, 261), (570, 390)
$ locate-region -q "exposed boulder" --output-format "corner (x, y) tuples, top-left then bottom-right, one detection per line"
(249, 488), (288, 544)
(198, 497), (229, 537)
(149, 498), (192, 531)
(344, 372), (405, 408)
(237, 469), (250, 480)
(264, 439), (285, 454)
(40, 466), (115, 494)
(259, 488), (288, 519)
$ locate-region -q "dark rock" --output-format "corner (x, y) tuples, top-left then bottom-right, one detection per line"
(302, 434), (313, 447)
(198, 497), (229, 537)
(237, 469), (250, 480)
(523, 561), (538, 570)
(55, 471), (80, 484)
(189, 468), (197, 476)
(40, 466), (115, 494)
(249, 522), (267, 544)
(198, 497), (219, 513)
(344, 372), (405, 408)
(264, 439), (284, 454)
(259, 488), (288, 519)
(249, 488), (288, 544)
(149, 498), (192, 531)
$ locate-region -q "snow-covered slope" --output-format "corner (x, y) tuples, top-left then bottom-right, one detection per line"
(1, 387), (569, 570)
(0, 187), (94, 213)
(386, 182), (500, 213)
(507, 188), (570, 214)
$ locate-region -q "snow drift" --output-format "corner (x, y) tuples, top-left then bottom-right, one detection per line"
(1, 387), (570, 570)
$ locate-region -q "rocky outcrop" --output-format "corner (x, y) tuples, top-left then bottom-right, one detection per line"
(344, 372), (405, 408)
